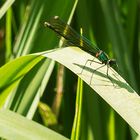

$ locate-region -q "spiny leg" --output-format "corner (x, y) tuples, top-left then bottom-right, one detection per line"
(80, 58), (102, 74)
(89, 58), (102, 65)
(106, 65), (114, 86)
(89, 58), (96, 65)
(80, 59), (90, 74)
(90, 64), (106, 84)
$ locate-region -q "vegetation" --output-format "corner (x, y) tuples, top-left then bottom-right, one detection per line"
(0, 0), (139, 140)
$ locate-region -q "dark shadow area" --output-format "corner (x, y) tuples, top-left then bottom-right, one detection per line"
(73, 63), (134, 93)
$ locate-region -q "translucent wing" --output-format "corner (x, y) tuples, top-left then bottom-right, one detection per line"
(44, 16), (100, 55)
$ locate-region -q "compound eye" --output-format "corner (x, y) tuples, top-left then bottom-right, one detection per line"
(109, 59), (116, 66)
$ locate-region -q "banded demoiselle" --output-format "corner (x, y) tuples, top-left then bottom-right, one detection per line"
(44, 16), (117, 83)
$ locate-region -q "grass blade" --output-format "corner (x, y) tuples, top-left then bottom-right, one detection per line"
(41, 47), (140, 134)
(0, 109), (69, 140)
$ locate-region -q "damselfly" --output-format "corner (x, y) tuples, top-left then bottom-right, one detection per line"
(44, 16), (117, 83)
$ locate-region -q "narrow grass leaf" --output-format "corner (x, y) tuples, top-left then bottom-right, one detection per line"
(0, 0), (15, 19)
(0, 109), (69, 140)
(41, 47), (140, 135)
(0, 55), (44, 107)
(71, 78), (83, 140)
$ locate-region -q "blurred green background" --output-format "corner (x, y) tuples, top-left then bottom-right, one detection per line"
(0, 0), (139, 140)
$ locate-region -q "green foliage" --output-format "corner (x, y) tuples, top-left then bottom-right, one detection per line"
(0, 0), (139, 140)
(0, 109), (68, 140)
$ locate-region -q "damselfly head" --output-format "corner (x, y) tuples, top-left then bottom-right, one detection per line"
(108, 59), (118, 70)
(108, 59), (116, 66)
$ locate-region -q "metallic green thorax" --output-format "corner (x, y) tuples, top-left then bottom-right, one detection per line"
(96, 51), (109, 64)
